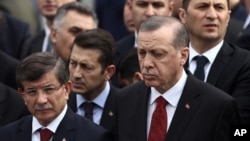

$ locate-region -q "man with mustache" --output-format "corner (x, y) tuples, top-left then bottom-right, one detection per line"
(115, 16), (239, 141)
(0, 52), (113, 141)
(179, 0), (250, 125)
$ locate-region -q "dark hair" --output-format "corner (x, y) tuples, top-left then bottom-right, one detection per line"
(118, 48), (140, 83)
(53, 1), (98, 30)
(182, 0), (229, 11)
(139, 16), (189, 49)
(16, 52), (69, 90)
(73, 28), (115, 71)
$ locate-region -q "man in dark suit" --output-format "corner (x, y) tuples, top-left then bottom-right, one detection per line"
(68, 29), (118, 132)
(179, 0), (250, 124)
(0, 83), (29, 127)
(112, 0), (174, 87)
(0, 50), (18, 89)
(0, 11), (31, 60)
(0, 52), (113, 141)
(21, 0), (76, 59)
(115, 16), (239, 141)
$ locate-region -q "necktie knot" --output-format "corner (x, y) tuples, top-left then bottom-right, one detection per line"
(82, 102), (95, 121)
(39, 128), (53, 141)
(156, 96), (167, 109)
(194, 55), (208, 81)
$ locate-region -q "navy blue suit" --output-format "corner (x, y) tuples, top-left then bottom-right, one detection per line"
(0, 11), (31, 60)
(95, 0), (128, 41)
(0, 107), (113, 141)
(0, 83), (29, 127)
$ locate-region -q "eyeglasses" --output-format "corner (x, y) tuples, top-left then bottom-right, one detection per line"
(22, 84), (64, 97)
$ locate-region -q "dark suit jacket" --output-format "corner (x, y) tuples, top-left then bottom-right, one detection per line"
(20, 30), (45, 59)
(115, 73), (240, 141)
(224, 19), (243, 44)
(0, 107), (113, 141)
(235, 25), (250, 51)
(95, 0), (128, 41)
(0, 50), (18, 89)
(185, 41), (250, 125)
(68, 85), (118, 131)
(0, 83), (29, 127)
(0, 11), (31, 60)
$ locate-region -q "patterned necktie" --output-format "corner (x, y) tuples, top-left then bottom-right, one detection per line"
(39, 128), (53, 141)
(148, 96), (168, 141)
(194, 55), (208, 81)
(82, 102), (94, 121)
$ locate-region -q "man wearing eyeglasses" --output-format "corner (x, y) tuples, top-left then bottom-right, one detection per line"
(0, 52), (113, 141)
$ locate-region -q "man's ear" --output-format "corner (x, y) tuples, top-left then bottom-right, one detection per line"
(179, 8), (187, 24)
(105, 65), (116, 81)
(133, 72), (143, 82)
(50, 26), (57, 44)
(18, 88), (26, 105)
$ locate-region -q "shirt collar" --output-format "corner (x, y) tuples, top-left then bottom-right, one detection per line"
(32, 104), (68, 134)
(149, 69), (187, 107)
(76, 81), (110, 108)
(189, 40), (223, 64)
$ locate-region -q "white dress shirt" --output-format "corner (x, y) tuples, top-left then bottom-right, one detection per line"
(76, 81), (110, 125)
(147, 69), (187, 138)
(188, 40), (223, 82)
(31, 104), (68, 141)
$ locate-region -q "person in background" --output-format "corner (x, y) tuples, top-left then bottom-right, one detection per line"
(68, 29), (118, 133)
(0, 11), (31, 60)
(123, 0), (135, 33)
(115, 15), (239, 141)
(112, 0), (174, 87)
(51, 1), (98, 62)
(117, 48), (142, 88)
(21, 0), (76, 59)
(0, 52), (113, 141)
(95, 0), (128, 41)
(0, 83), (29, 127)
(179, 0), (250, 125)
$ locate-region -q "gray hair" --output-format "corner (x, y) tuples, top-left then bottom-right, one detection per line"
(139, 16), (189, 50)
(52, 1), (98, 30)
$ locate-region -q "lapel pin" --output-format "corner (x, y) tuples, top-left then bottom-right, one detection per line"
(109, 111), (113, 117)
(185, 103), (190, 110)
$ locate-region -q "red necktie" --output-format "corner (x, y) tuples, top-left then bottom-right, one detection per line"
(39, 128), (53, 141)
(148, 96), (168, 141)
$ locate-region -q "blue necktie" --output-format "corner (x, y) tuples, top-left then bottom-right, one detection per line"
(194, 56), (208, 81)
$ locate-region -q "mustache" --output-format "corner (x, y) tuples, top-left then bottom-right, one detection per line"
(34, 104), (53, 110)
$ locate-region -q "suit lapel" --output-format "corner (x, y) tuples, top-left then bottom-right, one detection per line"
(100, 85), (118, 130)
(207, 42), (233, 85)
(16, 116), (33, 141)
(166, 74), (202, 141)
(132, 82), (150, 141)
(52, 108), (77, 141)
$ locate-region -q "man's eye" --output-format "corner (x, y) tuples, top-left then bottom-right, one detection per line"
(27, 90), (37, 96)
(43, 87), (55, 94)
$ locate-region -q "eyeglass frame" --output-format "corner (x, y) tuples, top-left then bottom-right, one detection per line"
(21, 84), (65, 97)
